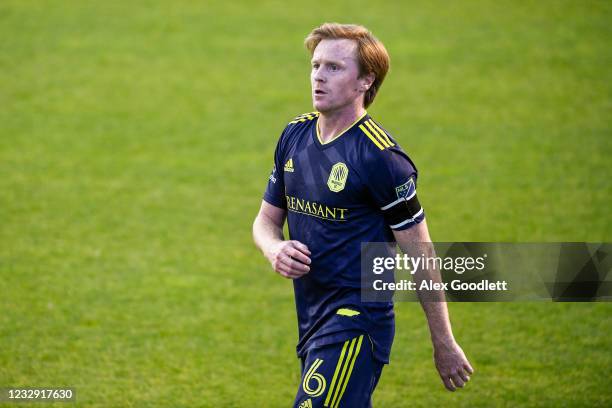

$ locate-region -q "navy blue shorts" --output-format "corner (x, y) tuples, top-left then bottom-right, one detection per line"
(293, 333), (384, 408)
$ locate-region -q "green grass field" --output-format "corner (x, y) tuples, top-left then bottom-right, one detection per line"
(1, 0), (610, 406)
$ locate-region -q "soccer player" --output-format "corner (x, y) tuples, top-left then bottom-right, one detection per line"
(253, 23), (473, 407)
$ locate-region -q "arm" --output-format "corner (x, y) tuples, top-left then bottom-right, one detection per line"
(253, 200), (311, 279)
(393, 219), (474, 391)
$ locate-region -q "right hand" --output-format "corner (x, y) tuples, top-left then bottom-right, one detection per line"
(266, 240), (311, 279)
(433, 339), (474, 391)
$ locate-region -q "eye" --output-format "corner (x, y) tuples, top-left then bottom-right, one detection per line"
(312, 63), (319, 69)
(330, 64), (338, 71)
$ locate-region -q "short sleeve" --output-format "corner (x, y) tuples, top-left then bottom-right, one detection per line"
(365, 148), (425, 230)
(263, 131), (287, 209)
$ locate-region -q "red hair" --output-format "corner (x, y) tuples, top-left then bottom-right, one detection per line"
(305, 23), (390, 108)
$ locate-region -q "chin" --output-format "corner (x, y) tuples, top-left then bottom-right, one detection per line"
(314, 100), (340, 113)
(313, 101), (327, 113)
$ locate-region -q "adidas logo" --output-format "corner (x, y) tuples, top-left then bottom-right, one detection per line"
(284, 158), (295, 172)
(298, 398), (312, 408)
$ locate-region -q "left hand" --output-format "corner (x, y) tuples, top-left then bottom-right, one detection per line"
(433, 340), (474, 391)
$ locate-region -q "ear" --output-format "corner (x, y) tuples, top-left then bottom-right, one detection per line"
(361, 72), (376, 91)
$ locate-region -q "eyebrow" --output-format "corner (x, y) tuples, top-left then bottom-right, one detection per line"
(311, 58), (345, 65)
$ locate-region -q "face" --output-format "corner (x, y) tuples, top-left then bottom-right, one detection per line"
(310, 39), (374, 113)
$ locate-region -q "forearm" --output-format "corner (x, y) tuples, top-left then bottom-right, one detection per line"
(408, 244), (455, 346)
(252, 213), (285, 258)
(415, 283), (455, 347)
(253, 202), (311, 279)
(393, 223), (455, 346)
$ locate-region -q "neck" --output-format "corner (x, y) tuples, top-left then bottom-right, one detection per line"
(317, 104), (366, 143)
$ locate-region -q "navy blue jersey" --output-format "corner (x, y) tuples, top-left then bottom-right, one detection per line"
(263, 111), (425, 364)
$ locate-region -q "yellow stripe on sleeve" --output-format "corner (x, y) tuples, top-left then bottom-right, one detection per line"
(368, 120), (395, 147)
(359, 124), (385, 150)
(364, 121), (391, 148)
(289, 112), (319, 124)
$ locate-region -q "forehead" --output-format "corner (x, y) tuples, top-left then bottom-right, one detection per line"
(312, 39), (358, 63)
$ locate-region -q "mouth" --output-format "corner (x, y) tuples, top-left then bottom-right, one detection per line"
(314, 89), (326, 95)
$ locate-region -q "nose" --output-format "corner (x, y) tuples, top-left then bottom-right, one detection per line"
(312, 67), (326, 83)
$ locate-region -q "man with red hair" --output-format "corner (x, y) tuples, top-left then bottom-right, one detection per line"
(253, 23), (473, 407)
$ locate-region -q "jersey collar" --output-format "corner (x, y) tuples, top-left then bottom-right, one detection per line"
(314, 111), (368, 148)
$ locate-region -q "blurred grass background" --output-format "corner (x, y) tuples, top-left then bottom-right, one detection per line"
(0, 0), (610, 406)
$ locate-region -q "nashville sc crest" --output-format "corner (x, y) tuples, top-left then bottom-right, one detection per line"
(327, 162), (349, 192)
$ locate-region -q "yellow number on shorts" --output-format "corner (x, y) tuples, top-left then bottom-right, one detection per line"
(302, 358), (326, 397)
